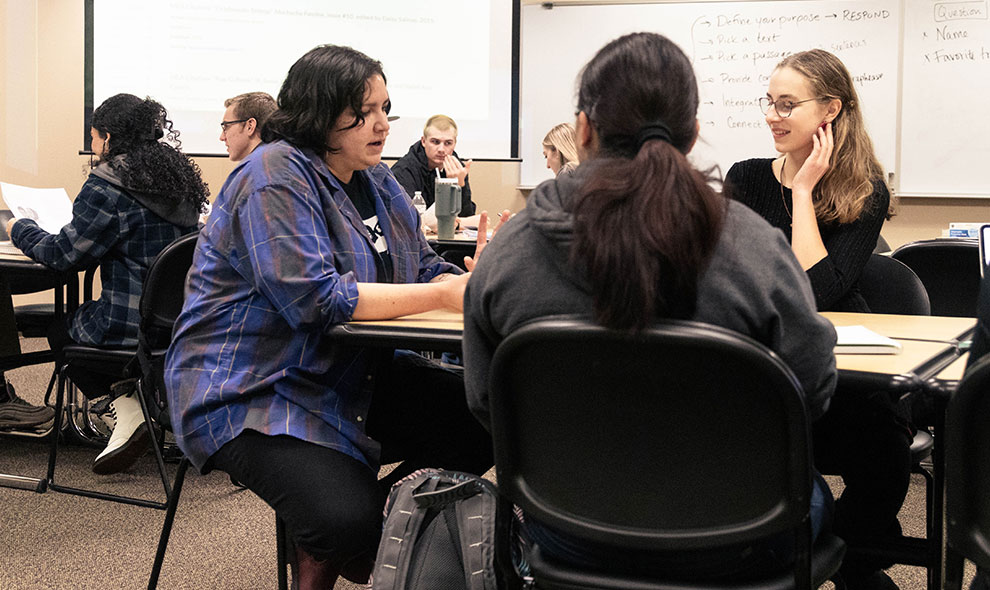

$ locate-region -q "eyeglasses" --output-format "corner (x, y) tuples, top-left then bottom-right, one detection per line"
(219, 118), (249, 132)
(758, 97), (820, 118)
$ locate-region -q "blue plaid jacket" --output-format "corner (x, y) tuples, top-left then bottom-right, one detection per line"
(11, 175), (196, 347)
(165, 140), (460, 473)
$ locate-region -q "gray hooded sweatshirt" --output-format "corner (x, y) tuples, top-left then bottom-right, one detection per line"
(462, 163), (838, 428)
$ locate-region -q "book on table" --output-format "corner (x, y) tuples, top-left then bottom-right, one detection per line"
(834, 325), (902, 355)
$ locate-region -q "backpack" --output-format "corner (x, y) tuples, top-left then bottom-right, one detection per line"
(371, 469), (516, 590)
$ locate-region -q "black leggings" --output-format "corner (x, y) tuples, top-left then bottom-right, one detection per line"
(210, 351), (494, 581)
(812, 387), (913, 576)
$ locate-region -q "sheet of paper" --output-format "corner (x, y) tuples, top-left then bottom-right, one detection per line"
(0, 241), (24, 256)
(834, 325), (903, 355)
(0, 182), (73, 234)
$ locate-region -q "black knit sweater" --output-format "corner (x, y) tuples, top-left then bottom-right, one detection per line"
(725, 158), (889, 312)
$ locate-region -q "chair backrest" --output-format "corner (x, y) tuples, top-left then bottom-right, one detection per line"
(874, 234), (892, 255)
(891, 239), (981, 317)
(430, 241), (475, 271)
(858, 254), (931, 315)
(946, 354), (990, 569)
(488, 317), (813, 554)
(139, 232), (199, 346)
(135, 231), (198, 431)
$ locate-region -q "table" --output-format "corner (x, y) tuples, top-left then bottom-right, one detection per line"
(926, 352), (970, 393)
(331, 309), (463, 352)
(337, 310), (976, 361)
(825, 312), (975, 590)
(823, 312), (974, 391)
(0, 251), (79, 372)
(0, 251), (82, 493)
(334, 309), (977, 590)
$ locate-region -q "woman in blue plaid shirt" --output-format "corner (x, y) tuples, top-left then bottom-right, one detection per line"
(166, 45), (497, 588)
(7, 94), (208, 474)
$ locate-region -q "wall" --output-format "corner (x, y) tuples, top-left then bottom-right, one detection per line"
(0, 0), (979, 261)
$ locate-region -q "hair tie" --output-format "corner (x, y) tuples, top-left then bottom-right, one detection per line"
(635, 121), (672, 149)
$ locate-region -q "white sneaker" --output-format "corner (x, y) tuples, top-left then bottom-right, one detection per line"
(92, 393), (149, 475)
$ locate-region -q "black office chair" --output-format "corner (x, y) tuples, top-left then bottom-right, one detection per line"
(144, 232), (289, 590)
(0, 266), (85, 420)
(488, 317), (846, 590)
(873, 235), (892, 255)
(46, 232), (198, 509)
(429, 240), (476, 271)
(891, 239), (981, 317)
(859, 254), (931, 316)
(944, 354), (990, 590)
(9, 273), (59, 338)
(13, 266), (101, 432)
(845, 254), (939, 586)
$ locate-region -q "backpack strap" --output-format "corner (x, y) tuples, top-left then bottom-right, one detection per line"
(413, 478), (485, 508)
(372, 471), (442, 590)
(453, 487), (499, 590)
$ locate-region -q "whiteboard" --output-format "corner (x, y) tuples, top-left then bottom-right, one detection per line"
(900, 0), (990, 197)
(520, 1), (900, 187)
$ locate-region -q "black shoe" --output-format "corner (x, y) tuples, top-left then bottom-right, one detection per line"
(0, 381), (55, 430)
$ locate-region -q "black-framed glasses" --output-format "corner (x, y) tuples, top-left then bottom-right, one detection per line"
(758, 97), (820, 118)
(220, 118), (249, 132)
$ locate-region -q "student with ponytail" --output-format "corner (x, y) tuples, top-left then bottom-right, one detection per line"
(463, 32), (837, 577)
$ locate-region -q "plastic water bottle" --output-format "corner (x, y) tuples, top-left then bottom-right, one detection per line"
(412, 191), (427, 215)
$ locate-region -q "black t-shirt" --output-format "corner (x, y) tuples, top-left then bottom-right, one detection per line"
(336, 173), (394, 283)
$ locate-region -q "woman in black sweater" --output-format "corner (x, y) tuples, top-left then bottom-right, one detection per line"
(726, 49), (893, 312)
(727, 50), (906, 590)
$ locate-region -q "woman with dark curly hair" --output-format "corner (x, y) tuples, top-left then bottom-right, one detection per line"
(6, 93), (208, 475)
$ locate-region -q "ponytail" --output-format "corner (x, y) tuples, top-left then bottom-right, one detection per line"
(571, 137), (725, 330)
(570, 32), (726, 329)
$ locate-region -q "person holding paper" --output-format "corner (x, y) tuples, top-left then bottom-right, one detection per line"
(219, 91), (276, 162)
(725, 49), (906, 590)
(390, 114), (477, 216)
(6, 93), (209, 474)
(165, 45), (495, 589)
(464, 32), (837, 579)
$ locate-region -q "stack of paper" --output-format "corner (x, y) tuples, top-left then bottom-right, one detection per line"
(0, 182), (73, 235)
(834, 325), (902, 355)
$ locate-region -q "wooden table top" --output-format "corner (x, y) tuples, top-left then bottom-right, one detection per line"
(345, 310), (977, 380)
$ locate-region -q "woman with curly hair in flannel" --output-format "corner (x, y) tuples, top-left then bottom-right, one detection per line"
(7, 93), (208, 474)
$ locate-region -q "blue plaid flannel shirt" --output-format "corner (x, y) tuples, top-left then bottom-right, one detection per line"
(11, 175), (196, 347)
(165, 140), (461, 473)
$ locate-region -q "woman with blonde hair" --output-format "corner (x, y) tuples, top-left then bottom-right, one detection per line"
(727, 49), (893, 312)
(542, 122), (579, 176)
(727, 49), (905, 590)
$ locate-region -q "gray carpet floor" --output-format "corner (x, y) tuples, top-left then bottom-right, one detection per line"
(0, 337), (976, 589)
